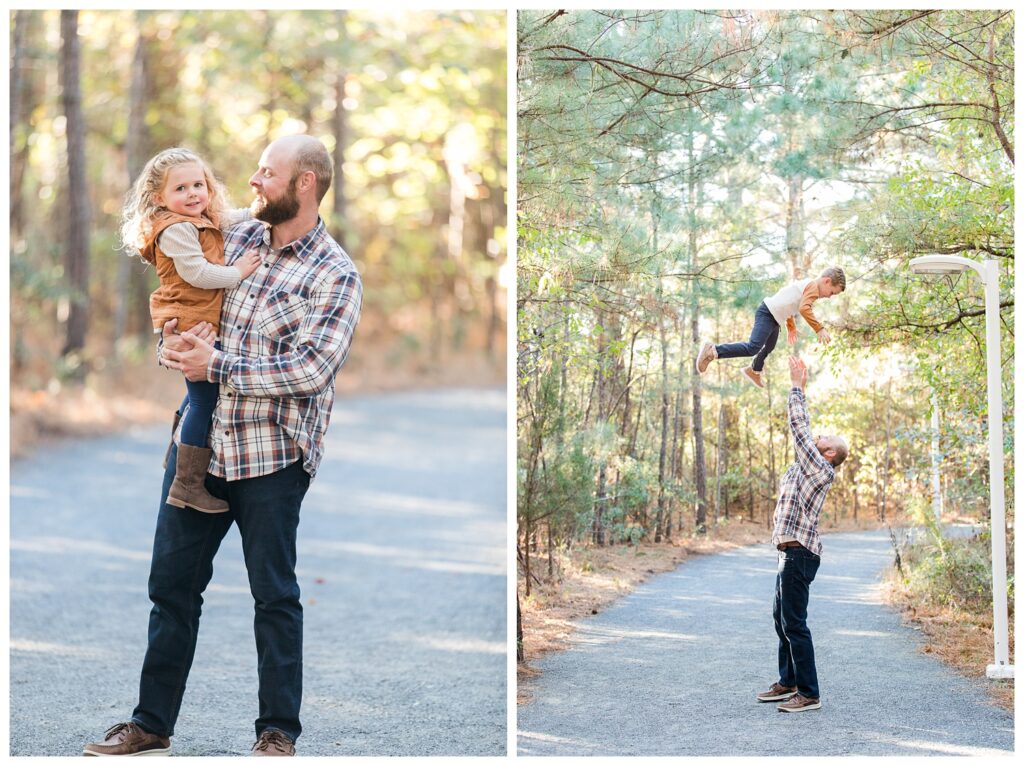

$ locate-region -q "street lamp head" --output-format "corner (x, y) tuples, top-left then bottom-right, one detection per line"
(909, 254), (976, 275)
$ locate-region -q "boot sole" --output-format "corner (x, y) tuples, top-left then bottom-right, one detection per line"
(83, 747), (171, 756)
(165, 496), (230, 514)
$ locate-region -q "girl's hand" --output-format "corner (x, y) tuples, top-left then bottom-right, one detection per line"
(236, 249), (262, 280)
(817, 328), (832, 345)
(787, 327), (798, 345)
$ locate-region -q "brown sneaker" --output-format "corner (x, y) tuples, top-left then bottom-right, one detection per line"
(742, 366), (765, 388)
(695, 341), (717, 374)
(251, 729), (295, 757)
(777, 693), (822, 712)
(83, 722), (171, 756)
(756, 682), (797, 702)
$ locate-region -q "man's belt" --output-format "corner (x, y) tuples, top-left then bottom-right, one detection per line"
(777, 541), (803, 551)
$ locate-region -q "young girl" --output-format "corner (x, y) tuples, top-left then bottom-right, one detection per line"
(121, 148), (261, 513)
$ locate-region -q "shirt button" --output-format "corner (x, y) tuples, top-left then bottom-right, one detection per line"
(236, 325), (242, 329)
(225, 430), (230, 436)
(264, 263), (271, 268)
(249, 294), (255, 299)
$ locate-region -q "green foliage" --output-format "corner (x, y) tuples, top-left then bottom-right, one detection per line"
(517, 10), (1013, 558)
(897, 497), (1006, 614)
(11, 9), (506, 377)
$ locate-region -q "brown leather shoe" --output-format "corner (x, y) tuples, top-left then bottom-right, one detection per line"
(166, 444), (229, 514)
(756, 682), (797, 702)
(83, 722), (171, 756)
(777, 693), (822, 712)
(251, 729), (295, 756)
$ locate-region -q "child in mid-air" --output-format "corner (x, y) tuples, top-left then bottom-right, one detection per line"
(121, 147), (262, 513)
(695, 267), (846, 388)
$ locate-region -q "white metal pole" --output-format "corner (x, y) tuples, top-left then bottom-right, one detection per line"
(930, 390), (942, 524)
(982, 260), (1012, 679)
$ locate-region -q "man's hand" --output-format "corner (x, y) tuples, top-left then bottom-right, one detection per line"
(787, 326), (798, 345)
(188, 321), (217, 346)
(789, 355), (808, 390)
(817, 328), (832, 345)
(162, 331), (216, 382)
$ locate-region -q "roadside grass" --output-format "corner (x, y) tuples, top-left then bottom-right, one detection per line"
(885, 509), (1014, 711)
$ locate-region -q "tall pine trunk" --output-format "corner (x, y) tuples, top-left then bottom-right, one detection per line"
(686, 113), (708, 535)
(60, 10), (91, 367)
(331, 10), (349, 245)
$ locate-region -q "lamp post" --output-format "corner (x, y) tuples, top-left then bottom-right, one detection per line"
(908, 254), (1013, 679)
(931, 390), (943, 524)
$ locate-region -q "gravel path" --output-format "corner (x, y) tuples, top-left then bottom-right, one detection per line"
(517, 529), (1013, 756)
(11, 389), (506, 756)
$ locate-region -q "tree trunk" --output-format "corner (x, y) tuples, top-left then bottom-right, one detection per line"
(880, 377), (893, 521)
(115, 16), (151, 352)
(331, 10), (349, 244)
(655, 299), (670, 542)
(785, 172), (807, 277)
(592, 310), (608, 546)
(715, 402), (727, 524)
(516, 594), (524, 662)
(10, 10), (30, 239)
(687, 116), (708, 536)
(60, 10), (91, 368)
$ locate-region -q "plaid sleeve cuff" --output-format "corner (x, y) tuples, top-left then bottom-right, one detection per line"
(208, 348), (238, 384)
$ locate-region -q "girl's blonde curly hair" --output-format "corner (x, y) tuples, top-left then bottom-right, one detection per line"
(120, 147), (231, 260)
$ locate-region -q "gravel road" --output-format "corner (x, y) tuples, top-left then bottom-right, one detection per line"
(11, 389), (506, 756)
(517, 529), (1013, 756)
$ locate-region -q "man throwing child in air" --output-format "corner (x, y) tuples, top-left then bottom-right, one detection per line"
(757, 355), (848, 713)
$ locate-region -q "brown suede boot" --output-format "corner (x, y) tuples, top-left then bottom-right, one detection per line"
(162, 410), (182, 470)
(166, 444), (229, 514)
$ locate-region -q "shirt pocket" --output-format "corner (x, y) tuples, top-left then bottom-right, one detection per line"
(255, 291), (307, 349)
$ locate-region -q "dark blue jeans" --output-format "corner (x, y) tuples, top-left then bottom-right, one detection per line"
(132, 445), (311, 741)
(773, 545), (821, 698)
(716, 302), (780, 373)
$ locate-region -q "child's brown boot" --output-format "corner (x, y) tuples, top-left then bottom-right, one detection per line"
(166, 444), (229, 513)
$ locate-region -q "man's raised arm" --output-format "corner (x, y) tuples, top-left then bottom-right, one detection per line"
(787, 356), (832, 474)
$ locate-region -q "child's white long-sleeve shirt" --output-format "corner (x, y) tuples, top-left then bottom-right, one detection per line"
(763, 278), (825, 334)
(156, 207), (253, 289)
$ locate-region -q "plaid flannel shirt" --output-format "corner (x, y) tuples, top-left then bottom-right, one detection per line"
(177, 217), (361, 482)
(771, 388), (835, 556)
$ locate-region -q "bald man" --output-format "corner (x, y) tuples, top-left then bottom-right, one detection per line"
(757, 355), (847, 714)
(85, 136), (362, 757)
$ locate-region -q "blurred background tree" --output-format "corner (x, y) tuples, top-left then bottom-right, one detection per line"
(9, 10), (507, 407)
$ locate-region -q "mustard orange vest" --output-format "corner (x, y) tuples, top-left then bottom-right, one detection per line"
(142, 211), (226, 334)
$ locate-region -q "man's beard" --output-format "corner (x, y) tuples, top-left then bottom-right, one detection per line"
(252, 177), (300, 225)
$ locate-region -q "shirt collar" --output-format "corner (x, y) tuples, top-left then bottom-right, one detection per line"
(260, 218), (327, 261)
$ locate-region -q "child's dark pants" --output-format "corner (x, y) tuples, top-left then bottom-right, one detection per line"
(177, 341), (221, 447)
(715, 301), (780, 373)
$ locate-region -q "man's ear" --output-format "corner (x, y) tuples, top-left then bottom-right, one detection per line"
(298, 170), (316, 195)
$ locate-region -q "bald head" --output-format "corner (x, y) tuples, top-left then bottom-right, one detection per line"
(816, 434), (848, 467)
(268, 134), (333, 203)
